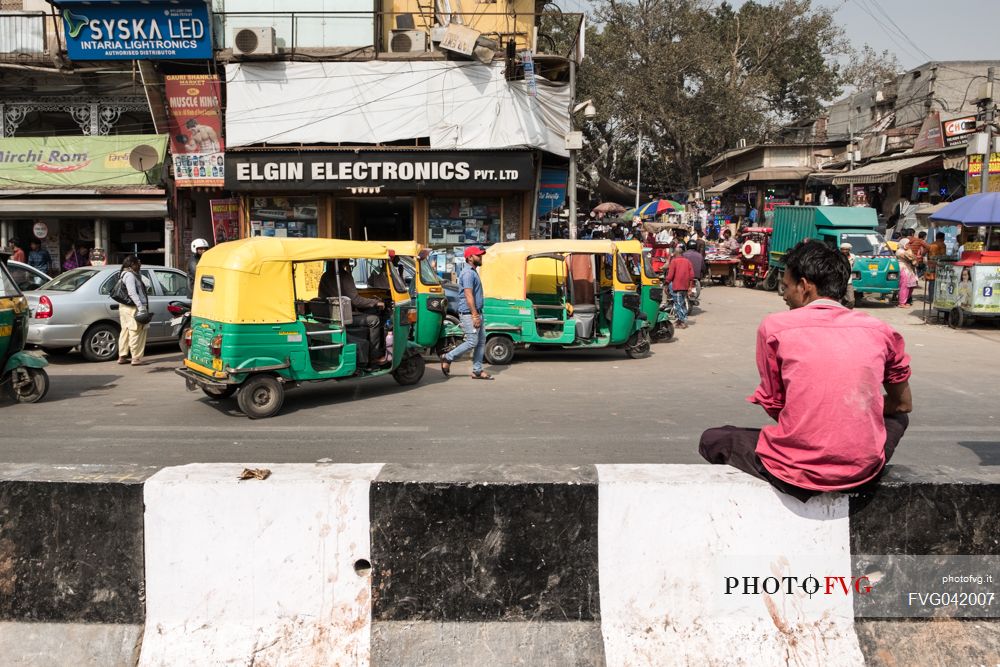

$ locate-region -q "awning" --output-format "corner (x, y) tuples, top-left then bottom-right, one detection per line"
(0, 198), (166, 218)
(705, 173), (748, 195)
(915, 202), (949, 218)
(806, 171), (843, 184)
(831, 155), (939, 185)
(747, 167), (813, 181)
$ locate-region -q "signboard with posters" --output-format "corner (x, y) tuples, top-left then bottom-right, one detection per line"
(59, 2), (212, 61)
(165, 74), (224, 187)
(209, 198), (240, 244)
(941, 115), (977, 147)
(989, 152), (1000, 193)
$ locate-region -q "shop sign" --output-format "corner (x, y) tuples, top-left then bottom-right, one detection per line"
(59, 2), (212, 61)
(0, 135), (167, 188)
(941, 115), (977, 147)
(32, 222), (48, 239)
(225, 151), (535, 193)
(165, 74), (223, 187)
(967, 154), (983, 195)
(989, 152), (1000, 193)
(210, 198), (240, 244)
(537, 167), (567, 216)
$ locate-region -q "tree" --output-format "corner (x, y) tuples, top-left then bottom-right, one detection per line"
(842, 45), (901, 92)
(578, 0), (850, 191)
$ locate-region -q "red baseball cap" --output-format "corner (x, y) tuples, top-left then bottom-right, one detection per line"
(464, 246), (486, 259)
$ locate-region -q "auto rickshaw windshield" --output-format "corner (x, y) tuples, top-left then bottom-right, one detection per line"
(0, 263), (20, 298)
(841, 233), (890, 256)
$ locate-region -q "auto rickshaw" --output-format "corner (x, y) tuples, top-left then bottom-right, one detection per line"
(0, 251), (49, 403)
(175, 238), (426, 419)
(616, 240), (674, 342)
(478, 239), (651, 364)
(737, 227), (772, 289)
(376, 242), (449, 349)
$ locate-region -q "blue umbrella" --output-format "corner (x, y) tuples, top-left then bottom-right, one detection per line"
(929, 192), (1000, 226)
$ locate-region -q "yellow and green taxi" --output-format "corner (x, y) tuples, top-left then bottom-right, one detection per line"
(616, 240), (674, 342)
(378, 241), (449, 349)
(478, 239), (651, 364)
(0, 252), (48, 403)
(175, 237), (425, 419)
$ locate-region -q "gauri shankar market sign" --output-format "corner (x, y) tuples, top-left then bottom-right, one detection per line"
(166, 74), (224, 187)
(60, 2), (212, 61)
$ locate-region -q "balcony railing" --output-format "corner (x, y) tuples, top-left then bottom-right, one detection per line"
(0, 11), (50, 61)
(213, 10), (584, 61)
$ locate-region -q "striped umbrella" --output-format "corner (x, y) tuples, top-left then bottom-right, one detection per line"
(636, 199), (685, 217)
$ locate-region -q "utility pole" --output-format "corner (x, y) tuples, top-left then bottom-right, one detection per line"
(981, 66), (995, 196)
(635, 127), (643, 211)
(568, 58), (578, 240)
(847, 94), (855, 207)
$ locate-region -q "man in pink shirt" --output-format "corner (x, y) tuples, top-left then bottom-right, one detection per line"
(699, 240), (912, 502)
(663, 245), (694, 329)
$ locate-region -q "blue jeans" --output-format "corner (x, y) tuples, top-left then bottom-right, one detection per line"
(671, 287), (688, 323)
(445, 313), (486, 373)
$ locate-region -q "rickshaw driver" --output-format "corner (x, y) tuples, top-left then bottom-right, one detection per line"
(319, 261), (388, 366)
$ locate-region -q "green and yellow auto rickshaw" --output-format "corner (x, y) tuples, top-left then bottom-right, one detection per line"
(378, 241), (449, 350)
(478, 239), (651, 365)
(616, 240), (674, 343)
(175, 237), (427, 419)
(0, 251), (48, 403)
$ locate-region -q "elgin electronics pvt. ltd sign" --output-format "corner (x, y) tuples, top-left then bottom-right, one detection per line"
(225, 151), (535, 193)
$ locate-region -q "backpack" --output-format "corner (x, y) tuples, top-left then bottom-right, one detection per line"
(110, 273), (134, 306)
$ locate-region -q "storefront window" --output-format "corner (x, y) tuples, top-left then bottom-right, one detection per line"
(427, 197), (501, 278)
(249, 196), (319, 238)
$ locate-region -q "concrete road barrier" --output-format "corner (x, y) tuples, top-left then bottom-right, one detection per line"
(1, 463), (997, 666)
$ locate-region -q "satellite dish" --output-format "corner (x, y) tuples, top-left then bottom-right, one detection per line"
(128, 144), (160, 172)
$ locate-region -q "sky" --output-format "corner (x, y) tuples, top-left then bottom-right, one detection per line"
(562, 0), (1000, 71)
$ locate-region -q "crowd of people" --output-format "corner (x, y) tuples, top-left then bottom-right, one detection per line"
(5, 237), (95, 274)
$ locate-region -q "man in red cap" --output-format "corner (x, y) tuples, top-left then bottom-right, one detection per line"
(441, 246), (492, 379)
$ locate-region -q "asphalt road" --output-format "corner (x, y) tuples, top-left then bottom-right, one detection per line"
(3, 284), (999, 471)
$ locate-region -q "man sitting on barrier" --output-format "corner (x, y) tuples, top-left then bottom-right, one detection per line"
(699, 240), (912, 502)
(319, 260), (387, 367)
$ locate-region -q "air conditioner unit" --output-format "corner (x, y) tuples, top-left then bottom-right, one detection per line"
(233, 27), (275, 56)
(390, 30), (427, 54)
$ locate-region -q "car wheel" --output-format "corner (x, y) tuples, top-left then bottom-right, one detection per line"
(484, 335), (515, 365)
(81, 323), (120, 362)
(7, 367), (49, 403)
(236, 374), (284, 419)
(202, 385), (237, 399)
(392, 353), (425, 386)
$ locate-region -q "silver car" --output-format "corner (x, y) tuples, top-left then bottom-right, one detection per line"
(7, 260), (51, 292)
(26, 265), (191, 362)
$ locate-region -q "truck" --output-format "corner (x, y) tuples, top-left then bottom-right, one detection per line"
(766, 206), (899, 301)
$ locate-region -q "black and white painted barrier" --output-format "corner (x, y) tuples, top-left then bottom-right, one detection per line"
(1, 463), (998, 666)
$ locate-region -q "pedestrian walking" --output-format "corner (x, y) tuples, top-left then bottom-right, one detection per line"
(840, 242), (856, 308)
(663, 245), (693, 329)
(9, 238), (25, 264)
(896, 247), (918, 308)
(440, 246), (492, 380)
(116, 254), (151, 366)
(699, 240), (911, 502)
(27, 239), (51, 273)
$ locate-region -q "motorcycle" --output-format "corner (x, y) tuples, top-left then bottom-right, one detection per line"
(168, 300), (192, 355)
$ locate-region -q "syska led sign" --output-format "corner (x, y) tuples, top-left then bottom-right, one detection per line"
(60, 2), (212, 61)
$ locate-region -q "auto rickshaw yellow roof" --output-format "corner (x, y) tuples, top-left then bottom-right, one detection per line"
(378, 240), (423, 257)
(615, 240), (643, 254)
(199, 237), (391, 274)
(484, 239), (619, 257)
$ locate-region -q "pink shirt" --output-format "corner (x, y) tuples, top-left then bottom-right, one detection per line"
(748, 299), (911, 491)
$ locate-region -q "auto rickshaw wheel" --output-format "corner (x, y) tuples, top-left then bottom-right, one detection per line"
(8, 367), (49, 404)
(625, 330), (652, 359)
(484, 336), (515, 365)
(237, 374), (284, 419)
(652, 320), (674, 342)
(948, 307), (967, 329)
(763, 269), (779, 292)
(435, 315), (463, 358)
(392, 353), (425, 386)
(202, 385), (237, 399)
(742, 277), (757, 289)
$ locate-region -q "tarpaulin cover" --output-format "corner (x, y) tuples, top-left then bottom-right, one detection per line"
(225, 61), (572, 156)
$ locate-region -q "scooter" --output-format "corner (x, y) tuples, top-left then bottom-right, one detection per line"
(168, 300), (191, 355)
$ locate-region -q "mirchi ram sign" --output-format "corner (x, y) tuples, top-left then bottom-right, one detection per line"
(0, 135), (167, 187)
(224, 151), (535, 193)
(59, 2), (212, 61)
